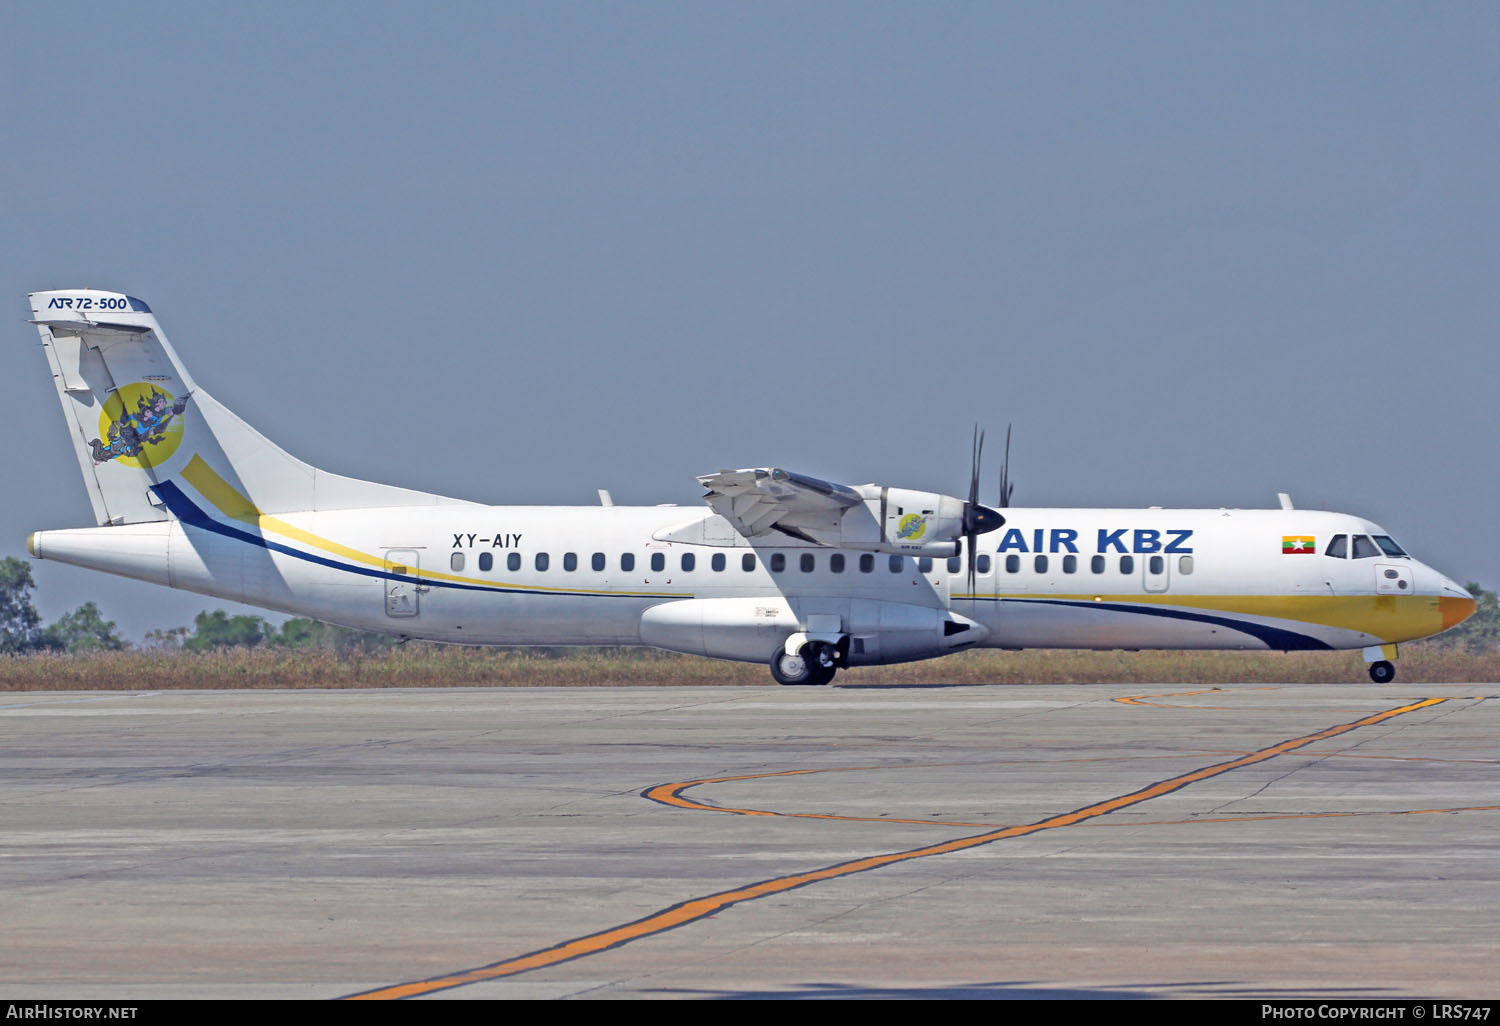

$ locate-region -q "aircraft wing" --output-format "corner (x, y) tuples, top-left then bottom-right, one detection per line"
(696, 468), (864, 542)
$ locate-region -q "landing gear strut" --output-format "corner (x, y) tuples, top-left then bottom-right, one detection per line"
(770, 643), (838, 686)
(1368, 660), (1396, 684)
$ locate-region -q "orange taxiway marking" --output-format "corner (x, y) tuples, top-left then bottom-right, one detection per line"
(344, 695), (1448, 999)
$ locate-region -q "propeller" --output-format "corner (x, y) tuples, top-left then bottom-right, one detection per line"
(963, 425), (1005, 593)
(997, 424), (1014, 508)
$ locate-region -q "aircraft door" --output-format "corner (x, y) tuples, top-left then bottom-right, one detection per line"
(384, 549), (421, 617)
(642, 543), (672, 585)
(921, 557), (951, 608)
(1143, 553), (1171, 593)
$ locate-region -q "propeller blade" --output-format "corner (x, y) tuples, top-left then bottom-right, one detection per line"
(998, 424), (1014, 508)
(967, 425), (985, 591)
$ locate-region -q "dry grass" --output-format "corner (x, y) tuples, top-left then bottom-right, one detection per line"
(0, 643), (1495, 691)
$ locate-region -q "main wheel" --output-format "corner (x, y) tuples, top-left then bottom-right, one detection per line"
(770, 646), (838, 686)
(771, 648), (816, 686)
(806, 660), (837, 686)
(1368, 660), (1396, 684)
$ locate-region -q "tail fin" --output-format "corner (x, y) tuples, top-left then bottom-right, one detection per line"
(30, 289), (464, 526)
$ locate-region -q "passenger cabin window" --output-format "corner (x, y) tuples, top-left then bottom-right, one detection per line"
(1148, 555), (1164, 574)
(1325, 535), (1348, 558)
(1034, 555), (1048, 573)
(800, 553), (815, 572)
(478, 552), (493, 572)
(742, 554), (756, 572)
(1062, 555), (1077, 574)
(918, 557), (933, 573)
(1006, 555), (1020, 573)
(830, 554), (845, 573)
(620, 553), (635, 572)
(976, 555), (990, 574)
(711, 553), (725, 572)
(947, 557), (961, 574)
(1179, 555), (1194, 574)
(1352, 535), (1380, 559)
(1091, 555), (1105, 574)
(1120, 555), (1134, 574)
(770, 553), (786, 573)
(508, 553), (522, 572)
(535, 553), (549, 572)
(859, 554), (874, 573)
(450, 552), (465, 572)
(889, 555), (904, 573)
(681, 553), (695, 572)
(563, 552), (578, 571)
(592, 553), (605, 572)
(650, 552), (665, 572)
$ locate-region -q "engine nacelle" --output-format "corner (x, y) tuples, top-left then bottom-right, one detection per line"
(856, 487), (970, 553)
(638, 597), (989, 666)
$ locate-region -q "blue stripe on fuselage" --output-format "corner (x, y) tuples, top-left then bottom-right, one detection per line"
(995, 597), (1333, 651)
(150, 480), (645, 600)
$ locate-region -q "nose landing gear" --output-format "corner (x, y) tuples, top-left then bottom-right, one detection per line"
(1362, 644), (1398, 684)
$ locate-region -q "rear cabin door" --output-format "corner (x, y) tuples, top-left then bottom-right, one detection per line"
(384, 549), (421, 617)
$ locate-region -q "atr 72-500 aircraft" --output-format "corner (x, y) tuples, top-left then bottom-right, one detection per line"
(25, 289), (1475, 685)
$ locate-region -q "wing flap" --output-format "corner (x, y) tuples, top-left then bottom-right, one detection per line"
(697, 468), (863, 539)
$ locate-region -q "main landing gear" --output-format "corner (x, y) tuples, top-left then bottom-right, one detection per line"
(770, 642), (839, 686)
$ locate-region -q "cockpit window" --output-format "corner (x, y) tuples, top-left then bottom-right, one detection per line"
(1325, 534), (1347, 558)
(1373, 535), (1407, 557)
(1352, 535), (1379, 559)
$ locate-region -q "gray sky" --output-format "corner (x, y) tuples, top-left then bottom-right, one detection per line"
(3, 2), (1496, 641)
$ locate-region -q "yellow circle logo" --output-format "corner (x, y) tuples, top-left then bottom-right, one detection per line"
(91, 383), (188, 469)
(897, 512), (927, 541)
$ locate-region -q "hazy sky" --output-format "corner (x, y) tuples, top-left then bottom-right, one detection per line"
(3, 2), (1496, 641)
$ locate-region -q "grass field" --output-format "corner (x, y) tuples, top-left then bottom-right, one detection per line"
(1, 644), (1495, 690)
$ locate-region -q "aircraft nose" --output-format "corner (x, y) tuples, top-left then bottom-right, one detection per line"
(1435, 574), (1476, 631)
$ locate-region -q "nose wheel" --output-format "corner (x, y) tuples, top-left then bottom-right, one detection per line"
(770, 644), (838, 686)
(1367, 660), (1396, 684)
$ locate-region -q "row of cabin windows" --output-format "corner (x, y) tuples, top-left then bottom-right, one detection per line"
(450, 551), (762, 574)
(450, 550), (1193, 576)
(1011, 553), (1190, 575)
(449, 551), (910, 575)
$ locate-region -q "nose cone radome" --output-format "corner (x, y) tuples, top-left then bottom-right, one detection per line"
(25, 531), (39, 557)
(1437, 576), (1476, 631)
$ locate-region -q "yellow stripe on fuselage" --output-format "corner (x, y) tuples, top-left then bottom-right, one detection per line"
(954, 592), (1470, 644)
(178, 456), (678, 598)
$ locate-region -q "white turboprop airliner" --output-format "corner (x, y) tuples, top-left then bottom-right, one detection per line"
(25, 289), (1475, 685)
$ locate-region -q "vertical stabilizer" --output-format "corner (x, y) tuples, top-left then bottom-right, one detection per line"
(30, 289), (465, 526)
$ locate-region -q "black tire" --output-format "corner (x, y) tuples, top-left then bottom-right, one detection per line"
(770, 648), (816, 686)
(807, 660), (837, 686)
(1368, 660), (1396, 684)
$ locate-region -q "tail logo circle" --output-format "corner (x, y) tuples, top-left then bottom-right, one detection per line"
(90, 383), (188, 468)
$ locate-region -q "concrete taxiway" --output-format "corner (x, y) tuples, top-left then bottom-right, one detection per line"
(0, 683), (1495, 999)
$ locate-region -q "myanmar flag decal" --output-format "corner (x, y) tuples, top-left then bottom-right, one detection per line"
(1282, 536), (1316, 554)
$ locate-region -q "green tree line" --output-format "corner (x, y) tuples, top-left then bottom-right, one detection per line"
(2, 554), (1497, 656)
(1, 557), (395, 655)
